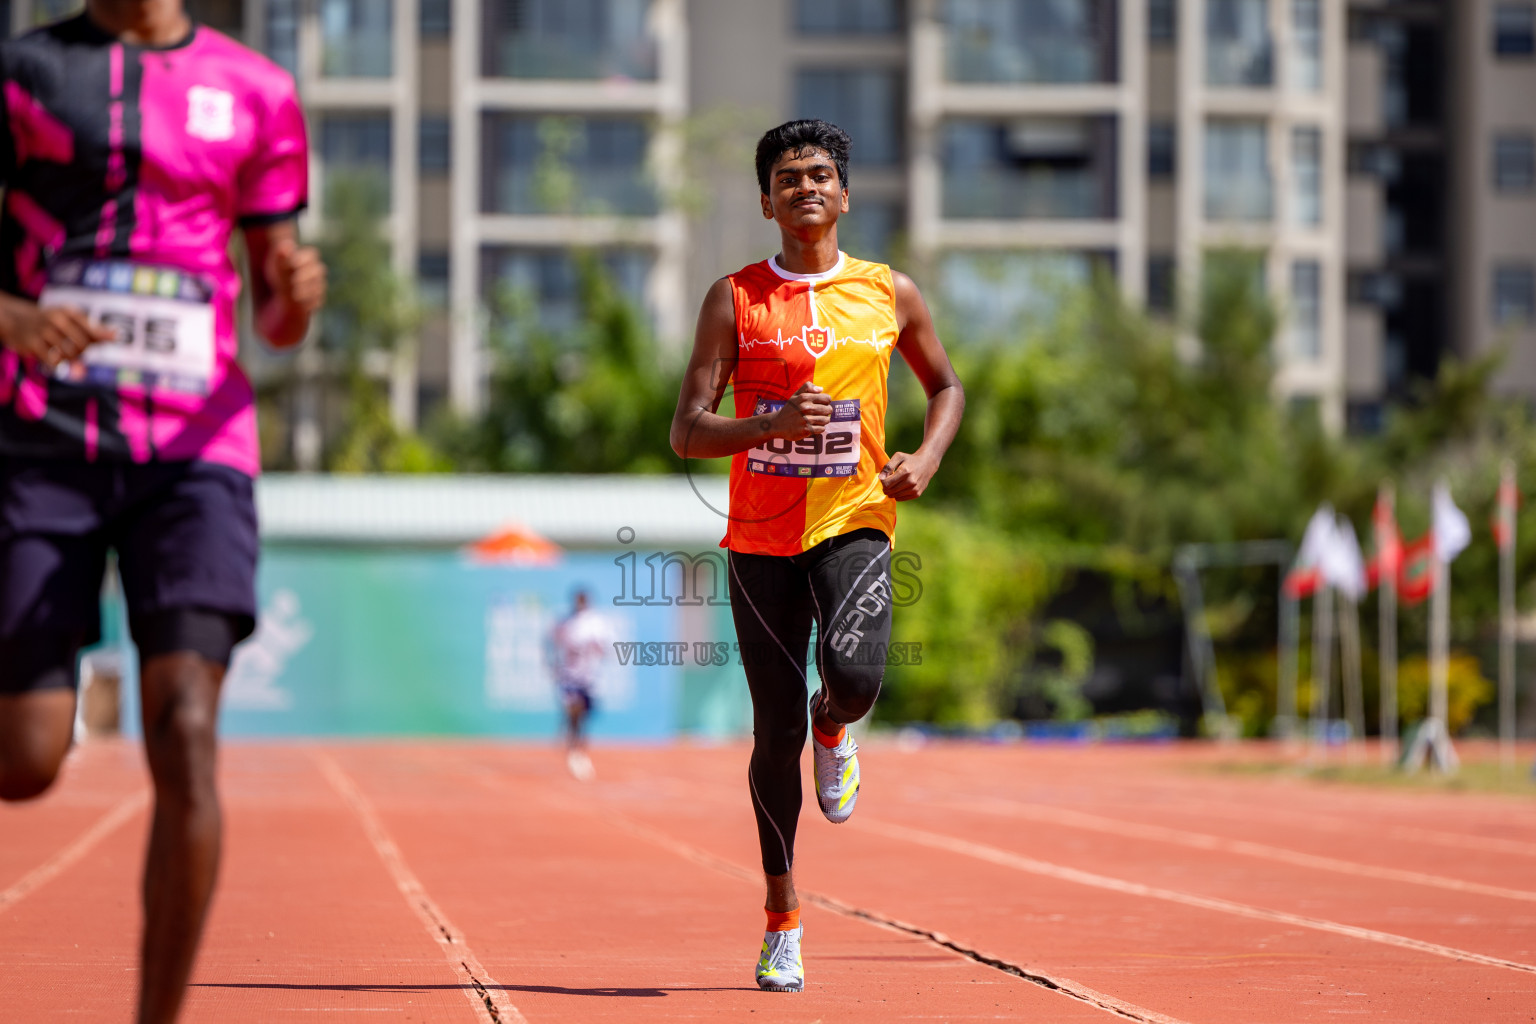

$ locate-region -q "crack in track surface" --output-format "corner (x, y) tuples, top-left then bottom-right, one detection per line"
(864, 818), (1536, 977)
(315, 752), (525, 1024)
(604, 813), (1193, 1024)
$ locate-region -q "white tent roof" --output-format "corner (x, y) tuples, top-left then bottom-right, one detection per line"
(255, 473), (731, 548)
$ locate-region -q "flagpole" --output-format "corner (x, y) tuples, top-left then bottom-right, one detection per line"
(1377, 484), (1399, 764)
(1278, 584), (1299, 747)
(1500, 459), (1517, 772)
(1311, 583), (1334, 759)
(1428, 554), (1458, 773)
(1340, 593), (1365, 758)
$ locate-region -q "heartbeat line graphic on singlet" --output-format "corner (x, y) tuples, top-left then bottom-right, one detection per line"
(739, 325), (892, 358)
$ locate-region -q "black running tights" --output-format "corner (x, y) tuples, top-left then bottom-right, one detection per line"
(727, 528), (894, 876)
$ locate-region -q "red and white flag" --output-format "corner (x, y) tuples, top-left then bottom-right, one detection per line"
(1285, 506), (1335, 598)
(1398, 532), (1436, 606)
(1367, 490), (1402, 590)
(1493, 470), (1519, 551)
(1432, 481), (1471, 563)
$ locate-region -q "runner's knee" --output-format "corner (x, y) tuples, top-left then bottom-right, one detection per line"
(0, 641), (81, 801)
(140, 654), (221, 802)
(0, 759), (64, 802)
(820, 660), (883, 724)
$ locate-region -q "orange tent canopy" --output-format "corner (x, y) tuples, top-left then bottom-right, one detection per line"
(465, 523), (562, 565)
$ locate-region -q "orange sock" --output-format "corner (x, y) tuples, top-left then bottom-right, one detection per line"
(812, 721), (845, 748)
(765, 907), (801, 932)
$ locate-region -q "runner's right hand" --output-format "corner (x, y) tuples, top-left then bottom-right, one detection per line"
(0, 297), (117, 371)
(770, 382), (833, 438)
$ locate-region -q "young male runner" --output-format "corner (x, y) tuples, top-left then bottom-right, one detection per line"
(669, 119), (963, 992)
(0, 3), (323, 1021)
(550, 588), (612, 780)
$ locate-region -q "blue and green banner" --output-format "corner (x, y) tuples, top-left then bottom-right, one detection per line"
(112, 546), (752, 740)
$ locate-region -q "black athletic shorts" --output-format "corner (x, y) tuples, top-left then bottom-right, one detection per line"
(0, 456), (258, 694)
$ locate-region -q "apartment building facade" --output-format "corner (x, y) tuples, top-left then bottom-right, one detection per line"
(5, 1), (1533, 439)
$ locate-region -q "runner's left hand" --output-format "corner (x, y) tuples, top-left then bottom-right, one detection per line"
(265, 238), (327, 314)
(878, 451), (937, 501)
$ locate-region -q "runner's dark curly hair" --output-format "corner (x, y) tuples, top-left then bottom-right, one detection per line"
(754, 119), (851, 195)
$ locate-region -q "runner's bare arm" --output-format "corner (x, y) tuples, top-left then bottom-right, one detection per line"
(669, 277), (833, 460)
(881, 271), (964, 501)
(0, 293), (117, 370)
(244, 219), (327, 349)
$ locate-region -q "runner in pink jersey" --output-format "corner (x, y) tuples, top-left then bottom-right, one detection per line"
(0, 4), (325, 1022)
(0, 3), (310, 472)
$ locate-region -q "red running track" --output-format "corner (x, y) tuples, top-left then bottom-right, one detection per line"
(2, 739), (1534, 1022)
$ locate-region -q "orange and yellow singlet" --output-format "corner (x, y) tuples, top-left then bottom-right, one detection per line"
(722, 252), (898, 556)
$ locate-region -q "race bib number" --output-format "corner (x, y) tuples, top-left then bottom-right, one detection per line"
(746, 397), (861, 478)
(41, 259), (217, 395)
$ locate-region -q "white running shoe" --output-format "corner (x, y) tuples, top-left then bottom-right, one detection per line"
(566, 749), (595, 781)
(812, 710), (860, 823)
(755, 925), (804, 992)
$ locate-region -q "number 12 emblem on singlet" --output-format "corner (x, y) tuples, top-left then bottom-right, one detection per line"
(747, 397), (861, 478)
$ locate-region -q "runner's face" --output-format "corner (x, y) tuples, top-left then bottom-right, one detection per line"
(761, 149), (848, 229)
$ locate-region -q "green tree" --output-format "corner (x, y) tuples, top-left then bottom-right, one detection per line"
(447, 254), (681, 474)
(317, 173), (447, 472)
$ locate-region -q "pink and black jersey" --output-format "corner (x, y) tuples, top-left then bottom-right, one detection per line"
(0, 15), (308, 477)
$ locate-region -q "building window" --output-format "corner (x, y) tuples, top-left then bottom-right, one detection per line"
(1494, 133), (1535, 192)
(1205, 120), (1272, 221)
(482, 0), (657, 81)
(1206, 0), (1272, 87)
(320, 0), (393, 78)
(1494, 264), (1536, 324)
(1292, 127), (1322, 225)
(417, 251), (450, 309)
(421, 0), (452, 37)
(1348, 270), (1402, 310)
(838, 202), (902, 262)
(482, 246), (652, 333)
(942, 117), (1119, 220)
(796, 0), (903, 34)
(265, 0), (300, 76)
(1494, 3), (1535, 57)
(1147, 120), (1176, 178)
(1148, 0), (1176, 43)
(940, 250), (1098, 338)
(1291, 0), (1322, 91)
(482, 115), (656, 216)
(1291, 260), (1322, 360)
(321, 113), (394, 213)
(419, 116), (451, 175)
(946, 0), (1117, 84)
(1147, 255), (1176, 313)
(795, 68), (903, 166)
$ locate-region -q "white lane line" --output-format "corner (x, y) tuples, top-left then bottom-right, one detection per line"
(605, 813), (1196, 1024)
(862, 819), (1536, 976)
(0, 791), (148, 914)
(1095, 792), (1536, 859)
(940, 795), (1536, 903)
(314, 752), (526, 1024)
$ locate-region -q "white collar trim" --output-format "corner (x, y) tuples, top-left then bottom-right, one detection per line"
(769, 251), (845, 283)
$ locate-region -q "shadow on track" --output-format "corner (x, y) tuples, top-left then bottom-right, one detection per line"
(193, 982), (758, 998)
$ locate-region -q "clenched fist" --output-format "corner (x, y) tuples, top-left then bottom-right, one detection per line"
(264, 237), (327, 315)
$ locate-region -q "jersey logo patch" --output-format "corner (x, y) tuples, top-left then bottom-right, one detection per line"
(186, 86), (236, 142)
(802, 326), (832, 359)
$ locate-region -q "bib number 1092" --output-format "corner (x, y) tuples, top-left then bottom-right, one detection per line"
(747, 397), (861, 478)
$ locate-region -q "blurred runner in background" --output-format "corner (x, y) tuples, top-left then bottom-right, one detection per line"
(551, 588), (612, 781)
(0, 3), (323, 1021)
(670, 119), (964, 993)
